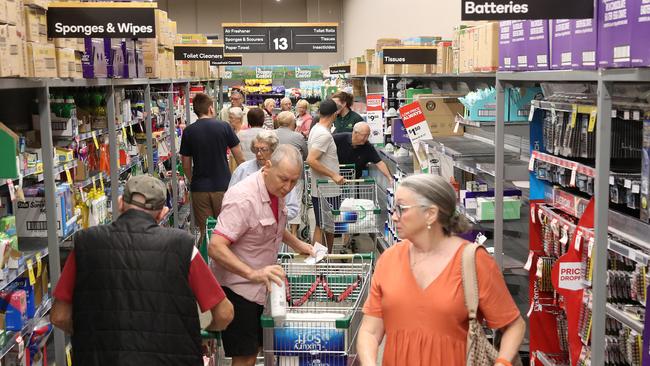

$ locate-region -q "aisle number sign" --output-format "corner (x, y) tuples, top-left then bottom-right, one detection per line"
(399, 101), (433, 166)
(47, 2), (157, 38)
(223, 23), (338, 53)
(366, 94), (385, 146)
(174, 44), (224, 61)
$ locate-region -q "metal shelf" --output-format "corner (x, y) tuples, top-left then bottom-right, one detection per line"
(353, 72), (496, 79)
(497, 70), (599, 82)
(0, 297), (53, 360)
(608, 210), (650, 253)
(456, 116), (530, 127)
(74, 156), (141, 189)
(600, 68), (650, 82)
(530, 150), (596, 177)
(605, 303), (644, 333)
(0, 248), (49, 293)
(0, 77), (219, 90)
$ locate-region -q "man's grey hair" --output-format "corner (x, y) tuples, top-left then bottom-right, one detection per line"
(251, 130), (279, 153)
(353, 121), (370, 133)
(270, 144), (303, 172)
(276, 111), (296, 128)
(229, 107), (244, 119)
(230, 90), (244, 99)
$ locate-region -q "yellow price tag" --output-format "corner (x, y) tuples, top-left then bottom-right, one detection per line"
(570, 104), (578, 128)
(122, 126), (127, 140)
(99, 173), (105, 192)
(92, 176), (97, 191)
(65, 164), (73, 184)
(91, 131), (99, 149)
(129, 123), (134, 136)
(36, 252), (42, 277)
(588, 110), (597, 132)
(26, 259), (36, 285)
(66, 344), (72, 366)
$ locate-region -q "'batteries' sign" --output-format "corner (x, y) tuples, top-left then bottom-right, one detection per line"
(461, 0), (594, 20)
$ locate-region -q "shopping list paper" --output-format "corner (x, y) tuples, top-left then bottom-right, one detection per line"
(305, 242), (328, 265)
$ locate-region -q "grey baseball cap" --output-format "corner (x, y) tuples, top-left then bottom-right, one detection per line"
(123, 175), (167, 211)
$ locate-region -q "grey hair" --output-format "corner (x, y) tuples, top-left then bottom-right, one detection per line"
(276, 111), (296, 128)
(230, 90), (244, 99)
(251, 130), (279, 153)
(228, 107), (244, 119)
(264, 98), (276, 108)
(353, 121), (370, 133)
(400, 174), (471, 235)
(270, 144), (303, 173)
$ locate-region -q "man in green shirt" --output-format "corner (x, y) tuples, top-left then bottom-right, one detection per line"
(332, 91), (364, 133)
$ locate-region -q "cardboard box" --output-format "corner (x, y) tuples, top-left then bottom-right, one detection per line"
(376, 38), (401, 51)
(26, 41), (57, 77)
(572, 15), (598, 69)
(55, 47), (75, 78)
(631, 0), (650, 67)
(350, 58), (366, 76)
(476, 22), (499, 72)
(82, 37), (107, 78)
(416, 95), (464, 136)
(384, 64), (402, 74)
(0, 25), (11, 77)
(23, 6), (46, 43)
(498, 21), (512, 71)
(510, 20), (527, 70)
(15, 185), (77, 238)
(73, 52), (83, 78)
(23, 0), (48, 9)
(525, 20), (549, 70)
(598, 0), (632, 68)
(436, 41), (452, 74)
(178, 33), (207, 44)
(551, 20), (573, 69)
(4, 25), (25, 77)
(155, 10), (168, 46)
(5, 0), (19, 25)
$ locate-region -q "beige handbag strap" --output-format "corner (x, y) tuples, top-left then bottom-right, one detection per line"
(461, 243), (480, 320)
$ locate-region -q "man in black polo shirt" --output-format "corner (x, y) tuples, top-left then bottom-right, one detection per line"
(180, 93), (245, 243)
(334, 122), (392, 180)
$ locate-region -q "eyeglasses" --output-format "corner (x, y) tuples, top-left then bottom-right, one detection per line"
(393, 204), (428, 218)
(253, 147), (271, 154)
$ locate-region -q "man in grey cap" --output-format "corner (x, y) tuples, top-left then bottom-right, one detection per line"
(51, 175), (234, 366)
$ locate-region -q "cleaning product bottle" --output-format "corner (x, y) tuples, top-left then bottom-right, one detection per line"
(270, 280), (287, 318)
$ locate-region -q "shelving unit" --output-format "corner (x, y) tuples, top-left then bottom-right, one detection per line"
(1, 76), (220, 366)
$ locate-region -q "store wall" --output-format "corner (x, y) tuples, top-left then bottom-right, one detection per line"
(342, 0), (462, 60)
(157, 0), (345, 68)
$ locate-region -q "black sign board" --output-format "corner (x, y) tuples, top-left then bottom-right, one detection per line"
(382, 48), (437, 65)
(174, 45), (224, 61)
(210, 55), (243, 66)
(47, 2), (156, 38)
(329, 65), (350, 75)
(461, 0), (594, 20)
(223, 23), (338, 53)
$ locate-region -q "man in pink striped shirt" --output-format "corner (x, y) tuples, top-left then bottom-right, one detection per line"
(208, 145), (313, 366)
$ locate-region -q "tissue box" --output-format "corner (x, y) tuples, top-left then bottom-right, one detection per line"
(15, 184), (77, 238)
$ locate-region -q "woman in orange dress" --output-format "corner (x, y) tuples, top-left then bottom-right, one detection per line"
(357, 174), (525, 366)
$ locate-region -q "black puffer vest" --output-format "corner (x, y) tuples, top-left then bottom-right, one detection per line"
(72, 209), (202, 366)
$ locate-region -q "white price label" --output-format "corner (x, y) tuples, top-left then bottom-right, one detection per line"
(7, 179), (15, 202)
(633, 111), (641, 120)
(531, 206), (536, 224)
(624, 110), (630, 120)
(476, 233), (487, 245)
(524, 251), (535, 271)
(611, 109), (617, 118)
(535, 257), (543, 278)
(538, 208), (544, 225)
(570, 169), (577, 187)
(574, 232), (583, 251)
(624, 179), (632, 189)
(528, 154), (536, 171)
(587, 237), (594, 258)
(559, 225), (569, 245)
(453, 120), (460, 133)
(632, 184), (640, 194)
(609, 176), (615, 185)
(528, 104), (536, 121)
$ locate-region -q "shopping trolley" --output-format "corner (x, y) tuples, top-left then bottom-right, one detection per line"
(262, 253), (374, 366)
(315, 178), (382, 252)
(201, 331), (225, 366)
(299, 164), (357, 242)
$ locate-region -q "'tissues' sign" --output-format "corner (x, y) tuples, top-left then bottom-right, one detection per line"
(47, 2), (156, 38)
(461, 0), (594, 20)
(383, 47), (437, 65)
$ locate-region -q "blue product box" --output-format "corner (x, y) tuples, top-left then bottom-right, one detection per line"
(0, 289), (27, 331)
(104, 38), (125, 78)
(462, 92), (497, 122)
(273, 327), (345, 355)
(15, 279), (35, 318)
(506, 87), (543, 122)
(391, 118), (409, 144)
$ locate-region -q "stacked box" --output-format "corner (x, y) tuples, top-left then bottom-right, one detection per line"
(104, 38), (124, 78)
(122, 40), (136, 78)
(476, 22), (499, 72)
(155, 10), (168, 46)
(498, 21), (512, 71)
(55, 47), (75, 78)
(510, 20), (527, 70)
(26, 41), (56, 77)
(5, 0), (19, 25)
(551, 20), (573, 69)
(631, 0), (650, 67)
(572, 2), (598, 69)
(350, 58), (366, 76)
(82, 38), (107, 78)
(23, 7), (46, 43)
(436, 41), (453, 74)
(526, 20), (549, 70)
(598, 0), (632, 68)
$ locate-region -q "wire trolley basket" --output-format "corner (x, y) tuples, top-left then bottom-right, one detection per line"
(315, 178), (382, 236)
(262, 253), (374, 366)
(304, 164), (356, 201)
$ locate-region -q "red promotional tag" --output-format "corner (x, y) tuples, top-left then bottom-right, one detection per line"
(398, 101), (426, 128)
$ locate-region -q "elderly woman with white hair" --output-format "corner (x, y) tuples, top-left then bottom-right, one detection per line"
(262, 98), (276, 130)
(280, 97), (293, 112)
(229, 130), (300, 220)
(220, 90), (249, 127)
(228, 107), (245, 134)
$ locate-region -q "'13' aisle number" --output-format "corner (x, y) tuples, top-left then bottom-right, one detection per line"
(273, 37), (288, 51)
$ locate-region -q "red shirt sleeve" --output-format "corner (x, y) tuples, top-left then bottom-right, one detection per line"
(53, 250), (77, 303)
(188, 251), (226, 312)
